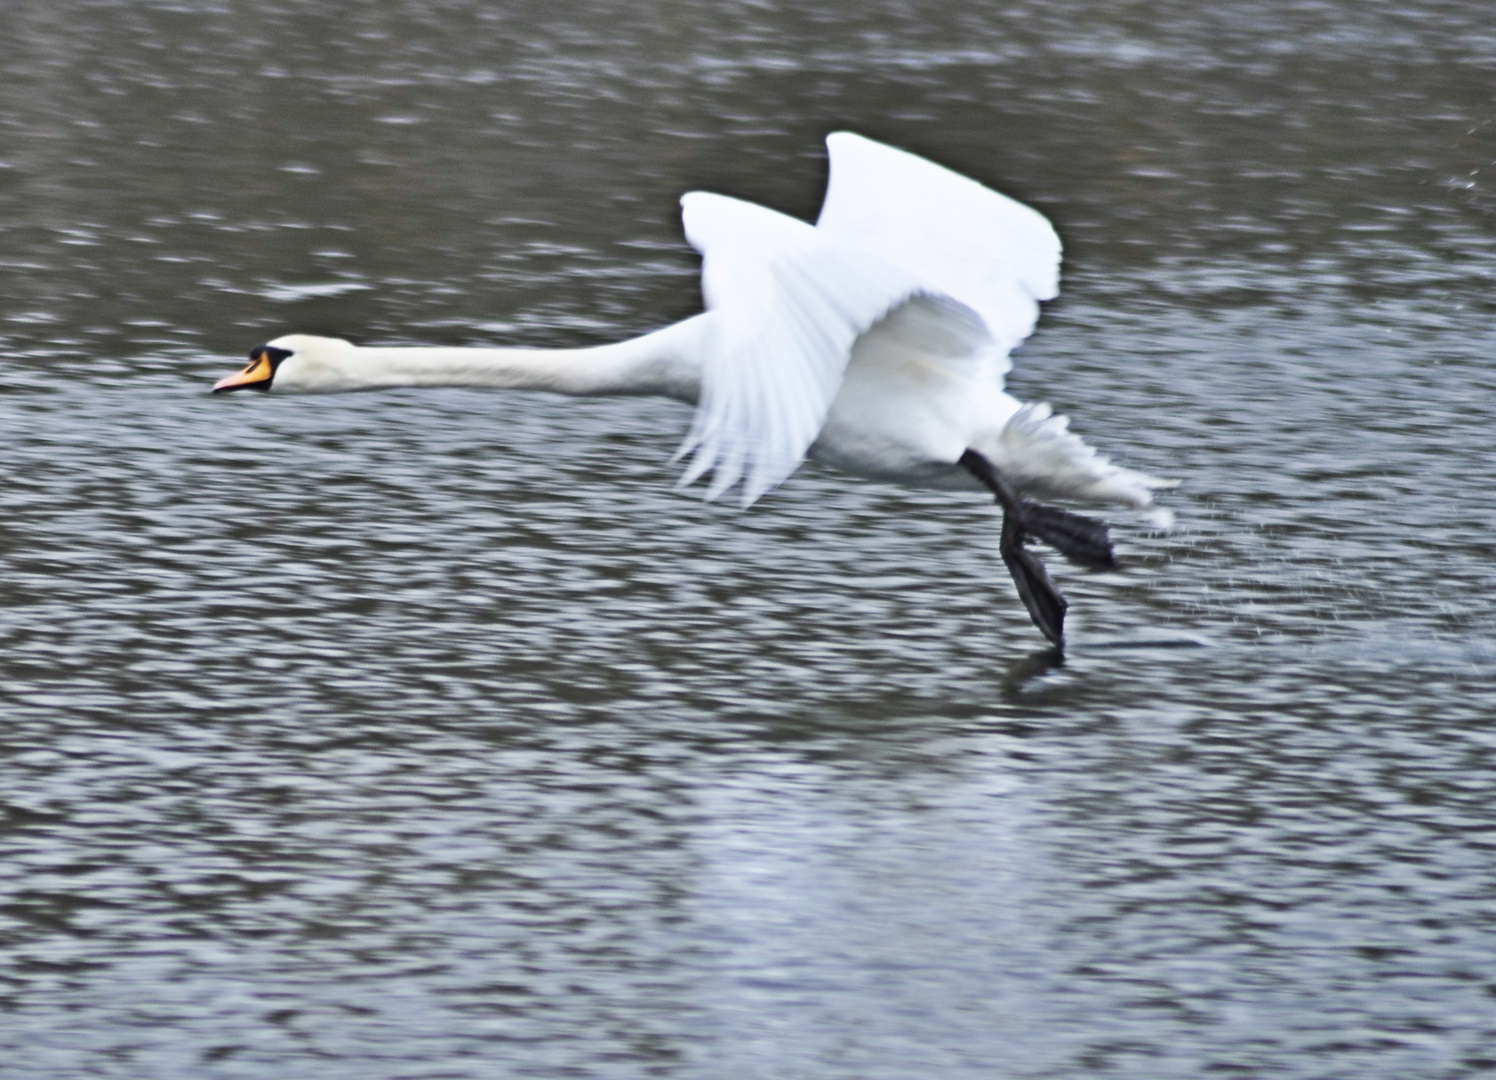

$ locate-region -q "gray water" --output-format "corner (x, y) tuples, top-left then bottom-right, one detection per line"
(2, 1), (1495, 1077)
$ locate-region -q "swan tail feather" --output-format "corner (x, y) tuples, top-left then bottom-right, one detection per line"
(994, 402), (1175, 507)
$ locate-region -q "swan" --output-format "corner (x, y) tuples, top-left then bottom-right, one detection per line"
(212, 132), (1171, 646)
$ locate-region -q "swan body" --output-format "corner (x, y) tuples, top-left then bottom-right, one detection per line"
(214, 132), (1172, 644)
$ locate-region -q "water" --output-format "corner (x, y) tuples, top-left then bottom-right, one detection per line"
(2, 1), (1495, 1077)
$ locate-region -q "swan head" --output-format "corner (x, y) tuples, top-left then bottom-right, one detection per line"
(212, 334), (358, 393)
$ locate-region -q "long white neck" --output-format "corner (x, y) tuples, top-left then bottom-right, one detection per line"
(272, 314), (708, 404)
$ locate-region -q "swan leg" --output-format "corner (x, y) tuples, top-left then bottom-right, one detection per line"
(959, 448), (1116, 646)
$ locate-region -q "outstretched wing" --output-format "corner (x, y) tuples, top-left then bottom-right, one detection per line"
(816, 132), (1061, 368)
(676, 191), (925, 506)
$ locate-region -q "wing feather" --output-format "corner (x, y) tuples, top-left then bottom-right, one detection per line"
(816, 132), (1061, 367)
(677, 191), (925, 506)
(674, 136), (1061, 507)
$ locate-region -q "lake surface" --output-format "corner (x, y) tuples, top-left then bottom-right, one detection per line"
(2, 1), (1495, 1077)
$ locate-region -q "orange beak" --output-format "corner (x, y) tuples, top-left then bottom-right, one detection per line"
(213, 350), (275, 393)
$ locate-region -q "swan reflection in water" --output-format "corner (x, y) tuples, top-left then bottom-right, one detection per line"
(213, 133), (1173, 646)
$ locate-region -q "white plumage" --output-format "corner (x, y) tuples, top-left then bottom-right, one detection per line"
(817, 131), (1061, 357)
(214, 132), (1172, 644)
(677, 188), (927, 504)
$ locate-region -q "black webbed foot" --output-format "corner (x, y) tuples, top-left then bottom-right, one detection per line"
(999, 514), (1068, 647)
(959, 448), (1116, 647)
(1017, 500), (1115, 570)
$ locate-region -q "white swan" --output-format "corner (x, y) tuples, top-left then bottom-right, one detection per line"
(213, 132), (1171, 646)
